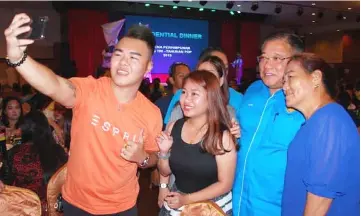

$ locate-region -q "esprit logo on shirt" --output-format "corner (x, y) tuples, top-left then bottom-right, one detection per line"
(91, 114), (142, 142)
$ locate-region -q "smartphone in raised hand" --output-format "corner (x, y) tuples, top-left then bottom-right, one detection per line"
(17, 16), (49, 40)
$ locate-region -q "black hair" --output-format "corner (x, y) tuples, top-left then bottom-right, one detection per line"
(21, 84), (32, 96)
(168, 62), (191, 77)
(12, 83), (21, 93)
(20, 110), (67, 182)
(291, 53), (338, 99)
(125, 25), (156, 55)
(29, 93), (53, 111)
(62, 110), (72, 151)
(262, 32), (305, 53)
(198, 55), (230, 103)
(1, 96), (23, 129)
(199, 47), (225, 62)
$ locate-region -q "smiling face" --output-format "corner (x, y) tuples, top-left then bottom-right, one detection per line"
(259, 39), (294, 93)
(283, 60), (315, 108)
(110, 37), (153, 88)
(180, 79), (208, 118)
(171, 65), (191, 91)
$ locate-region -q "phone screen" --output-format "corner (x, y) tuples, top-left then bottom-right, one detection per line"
(18, 16), (49, 40)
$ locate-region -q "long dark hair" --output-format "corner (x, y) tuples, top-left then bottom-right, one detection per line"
(291, 53), (338, 99)
(20, 111), (67, 180)
(1, 96), (23, 128)
(63, 110), (72, 151)
(197, 55), (230, 104)
(183, 70), (235, 155)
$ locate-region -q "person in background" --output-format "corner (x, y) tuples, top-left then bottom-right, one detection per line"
(20, 84), (34, 103)
(5, 14), (161, 215)
(353, 81), (360, 109)
(48, 103), (72, 152)
(157, 70), (236, 215)
(12, 83), (21, 95)
(163, 47), (243, 126)
(282, 53), (360, 216)
(139, 78), (151, 99)
(229, 79), (240, 92)
(233, 32), (305, 216)
(155, 62), (191, 129)
(0, 110), (68, 214)
(1, 97), (23, 145)
(150, 78), (164, 102)
(338, 89), (360, 129)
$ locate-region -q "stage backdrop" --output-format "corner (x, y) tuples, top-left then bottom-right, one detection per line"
(124, 15), (208, 79)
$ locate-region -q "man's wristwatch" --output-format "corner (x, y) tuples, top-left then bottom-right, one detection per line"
(139, 155), (150, 168)
(159, 183), (168, 189)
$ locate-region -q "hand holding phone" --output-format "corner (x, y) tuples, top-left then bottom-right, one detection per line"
(17, 16), (49, 40)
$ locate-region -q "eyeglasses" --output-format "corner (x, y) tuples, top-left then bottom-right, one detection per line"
(257, 56), (292, 64)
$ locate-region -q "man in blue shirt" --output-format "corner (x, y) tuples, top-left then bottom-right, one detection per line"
(155, 62), (190, 130)
(233, 33), (306, 216)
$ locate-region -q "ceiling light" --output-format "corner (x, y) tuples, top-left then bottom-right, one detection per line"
(172, 5), (178, 9)
(343, 16), (347, 20)
(145, 3), (150, 7)
(226, 1), (235, 10)
(251, 2), (259, 11)
(237, 4), (241, 7)
(312, 3), (316, 6)
(186, 7), (191, 10)
(159, 5), (164, 8)
(230, 11), (235, 15)
(199, 8), (204, 11)
(348, 7), (352, 10)
(275, 5), (282, 14)
(312, 20), (316, 23)
(199, 1), (207, 6)
(237, 10), (241, 14)
(312, 13), (316, 16)
(309, 33), (313, 35)
(211, 9), (216, 12)
(337, 29), (340, 32)
(297, 7), (304, 16)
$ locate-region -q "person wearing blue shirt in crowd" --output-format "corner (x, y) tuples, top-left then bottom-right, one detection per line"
(282, 53), (360, 216)
(163, 47), (243, 126)
(155, 62), (190, 130)
(233, 32), (306, 216)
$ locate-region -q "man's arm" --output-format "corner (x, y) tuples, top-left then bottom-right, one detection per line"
(304, 192), (332, 216)
(14, 56), (76, 108)
(4, 13), (76, 108)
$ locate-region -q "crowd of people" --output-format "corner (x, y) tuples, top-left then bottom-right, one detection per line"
(0, 13), (359, 216)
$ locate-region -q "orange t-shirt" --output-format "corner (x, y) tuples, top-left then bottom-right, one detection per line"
(62, 76), (162, 214)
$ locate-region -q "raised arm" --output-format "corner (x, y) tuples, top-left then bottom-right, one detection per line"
(157, 121), (175, 177)
(5, 13), (76, 108)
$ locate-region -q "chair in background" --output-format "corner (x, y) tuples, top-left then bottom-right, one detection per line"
(0, 185), (42, 216)
(46, 164), (67, 216)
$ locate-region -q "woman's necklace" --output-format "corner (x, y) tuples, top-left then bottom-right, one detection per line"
(188, 123), (207, 144)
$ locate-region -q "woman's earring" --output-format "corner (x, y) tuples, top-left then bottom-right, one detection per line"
(314, 84), (320, 88)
